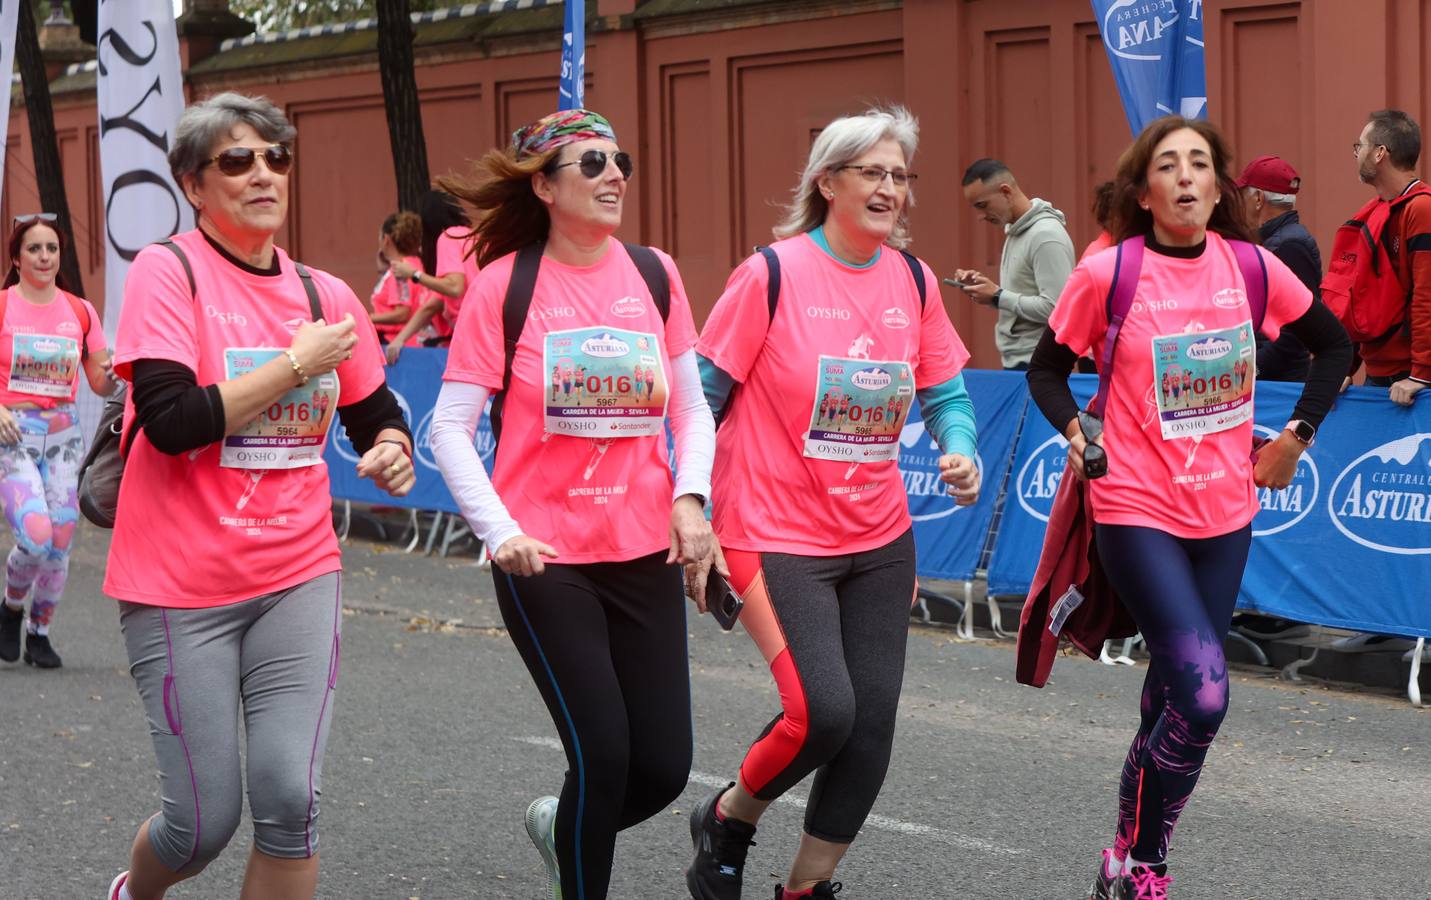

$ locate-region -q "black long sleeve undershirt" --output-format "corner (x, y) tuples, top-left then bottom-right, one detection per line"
(1027, 299), (1354, 435)
(131, 359), (411, 456)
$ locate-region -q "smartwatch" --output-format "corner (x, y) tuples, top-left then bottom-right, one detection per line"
(1285, 419), (1316, 445)
(992, 287), (1004, 307)
(409, 271), (422, 285)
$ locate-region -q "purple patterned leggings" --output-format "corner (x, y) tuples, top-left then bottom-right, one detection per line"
(0, 406), (83, 633)
(1095, 522), (1253, 864)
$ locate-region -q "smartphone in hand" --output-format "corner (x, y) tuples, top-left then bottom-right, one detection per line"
(705, 571), (744, 631)
(941, 277), (973, 290)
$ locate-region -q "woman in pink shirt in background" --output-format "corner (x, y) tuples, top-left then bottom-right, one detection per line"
(1026, 117), (1350, 900)
(688, 107), (980, 900)
(369, 210), (427, 346)
(0, 215), (115, 669)
(104, 92), (415, 900)
(384, 190), (475, 363)
(429, 109), (716, 900)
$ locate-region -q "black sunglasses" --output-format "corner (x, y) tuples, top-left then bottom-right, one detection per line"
(13, 212), (57, 227)
(201, 144), (293, 177)
(551, 149), (634, 180)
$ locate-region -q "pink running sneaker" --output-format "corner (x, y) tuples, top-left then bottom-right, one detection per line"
(1116, 864), (1172, 900)
(107, 871), (129, 900)
(1089, 848), (1126, 900)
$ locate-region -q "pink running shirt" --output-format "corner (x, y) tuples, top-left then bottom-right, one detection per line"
(370, 255), (426, 345)
(434, 227), (480, 333)
(698, 234), (970, 556)
(0, 288), (106, 408)
(444, 238), (697, 563)
(1049, 233), (1313, 538)
(105, 229), (387, 607)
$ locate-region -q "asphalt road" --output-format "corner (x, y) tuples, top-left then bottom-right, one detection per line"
(1, 526), (1426, 899)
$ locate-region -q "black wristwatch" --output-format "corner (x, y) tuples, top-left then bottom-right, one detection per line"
(1285, 419), (1316, 445)
(409, 271), (422, 285)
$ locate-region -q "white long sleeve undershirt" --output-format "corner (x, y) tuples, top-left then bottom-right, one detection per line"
(430, 349), (715, 552)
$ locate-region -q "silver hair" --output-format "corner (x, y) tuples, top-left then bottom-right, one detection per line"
(1260, 189), (1296, 208)
(773, 105), (919, 249)
(169, 92), (297, 184)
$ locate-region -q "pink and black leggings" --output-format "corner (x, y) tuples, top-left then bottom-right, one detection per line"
(1095, 522), (1253, 865)
(724, 529), (917, 844)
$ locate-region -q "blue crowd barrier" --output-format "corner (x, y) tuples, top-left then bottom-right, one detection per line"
(325, 355), (1429, 639)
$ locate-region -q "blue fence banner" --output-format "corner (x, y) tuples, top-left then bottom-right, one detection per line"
(903, 370), (1028, 582)
(1092, 0), (1207, 135)
(558, 0), (585, 109)
(1241, 383), (1431, 638)
(986, 375), (1098, 595)
(325, 348), (492, 515)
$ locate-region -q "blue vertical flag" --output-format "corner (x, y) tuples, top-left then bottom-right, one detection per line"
(1092, 0), (1207, 135)
(559, 0), (585, 110)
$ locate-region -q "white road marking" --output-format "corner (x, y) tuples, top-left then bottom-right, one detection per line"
(513, 736), (1026, 857)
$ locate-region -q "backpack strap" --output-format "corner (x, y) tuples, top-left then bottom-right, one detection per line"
(757, 245), (781, 320)
(897, 249), (927, 310)
(489, 242), (546, 443)
(1091, 236), (1144, 417)
(621, 243), (671, 322)
(159, 239), (198, 299)
(1228, 239), (1269, 331)
(293, 261), (324, 321)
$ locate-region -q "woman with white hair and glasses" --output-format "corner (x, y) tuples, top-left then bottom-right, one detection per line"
(686, 106), (981, 900)
(104, 92), (414, 900)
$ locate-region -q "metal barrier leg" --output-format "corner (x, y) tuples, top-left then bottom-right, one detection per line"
(1281, 647), (1319, 682)
(1100, 637), (1137, 666)
(1409, 637), (1425, 707)
(957, 582), (975, 640)
(440, 517), (472, 557)
(423, 512), (446, 555)
(403, 510), (423, 553)
(987, 589), (1011, 639)
(1225, 630), (1270, 667)
(337, 500), (351, 541)
(914, 587), (966, 635)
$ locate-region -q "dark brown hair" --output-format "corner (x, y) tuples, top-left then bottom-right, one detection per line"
(1367, 109), (1421, 170)
(1091, 180), (1115, 230)
(1108, 116), (1256, 244)
(388, 210), (423, 256)
(435, 146), (560, 268)
(3, 219), (71, 291)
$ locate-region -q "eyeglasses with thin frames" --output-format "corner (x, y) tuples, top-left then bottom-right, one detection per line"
(1352, 142), (1384, 158)
(834, 165), (917, 187)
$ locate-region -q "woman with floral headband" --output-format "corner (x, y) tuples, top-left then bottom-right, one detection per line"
(430, 109), (717, 900)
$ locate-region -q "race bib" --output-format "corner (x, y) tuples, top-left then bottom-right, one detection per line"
(1152, 320), (1255, 440)
(221, 348), (339, 469)
(803, 355), (914, 463)
(542, 327), (667, 438)
(8, 333), (80, 398)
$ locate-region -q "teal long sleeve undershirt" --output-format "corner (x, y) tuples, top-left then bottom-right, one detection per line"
(699, 354), (977, 460)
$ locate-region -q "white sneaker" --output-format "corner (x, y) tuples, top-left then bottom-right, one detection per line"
(524, 796), (561, 900)
(1329, 633), (1416, 653)
(107, 871), (128, 900)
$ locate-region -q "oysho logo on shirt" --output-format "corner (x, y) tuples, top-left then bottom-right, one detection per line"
(580, 333), (630, 358)
(530, 306), (577, 321)
(1328, 433), (1431, 554)
(206, 305), (249, 327)
(1212, 288), (1245, 309)
(806, 306), (851, 320)
(882, 307), (910, 329)
(609, 296), (645, 318)
(1185, 335), (1232, 361)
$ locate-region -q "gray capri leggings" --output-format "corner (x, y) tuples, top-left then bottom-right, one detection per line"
(118, 572), (342, 872)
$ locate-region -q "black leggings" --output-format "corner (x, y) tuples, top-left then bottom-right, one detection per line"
(494, 551), (692, 900)
(1096, 523), (1252, 864)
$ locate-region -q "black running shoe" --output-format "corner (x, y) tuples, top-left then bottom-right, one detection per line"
(23, 632), (62, 669)
(686, 783), (756, 900)
(1090, 848), (1125, 900)
(0, 605), (21, 663)
(775, 881), (842, 898)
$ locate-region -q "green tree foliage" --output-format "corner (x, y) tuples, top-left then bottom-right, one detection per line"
(228, 0), (446, 33)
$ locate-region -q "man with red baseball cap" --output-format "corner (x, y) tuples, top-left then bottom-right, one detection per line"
(1237, 154), (1323, 381)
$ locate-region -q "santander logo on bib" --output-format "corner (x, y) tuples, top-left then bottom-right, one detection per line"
(1328, 433), (1431, 555)
(609, 296), (645, 318)
(851, 367), (892, 391)
(1185, 335), (1232, 361)
(581, 333), (630, 358)
(881, 307), (910, 329)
